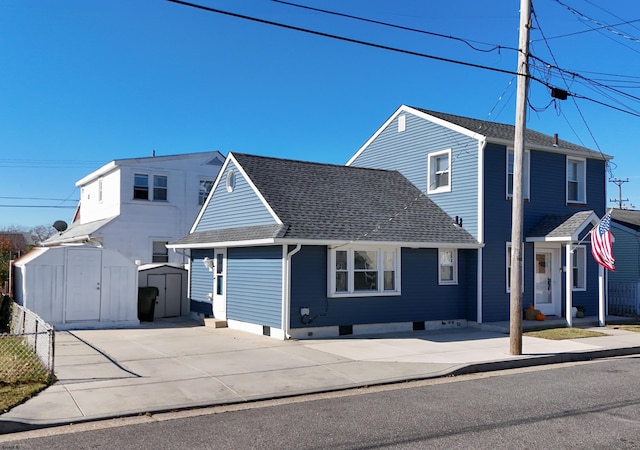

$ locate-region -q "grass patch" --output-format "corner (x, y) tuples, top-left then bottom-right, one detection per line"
(0, 335), (53, 413)
(524, 327), (608, 340)
(608, 324), (640, 333)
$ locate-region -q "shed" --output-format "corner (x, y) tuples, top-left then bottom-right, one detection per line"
(13, 246), (138, 329)
(138, 264), (189, 318)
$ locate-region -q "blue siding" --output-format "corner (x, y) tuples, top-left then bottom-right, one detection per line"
(190, 249), (214, 316)
(195, 161), (277, 232)
(289, 246), (475, 329)
(226, 246), (283, 328)
(350, 112), (480, 239)
(481, 144), (607, 322)
(610, 227), (640, 283)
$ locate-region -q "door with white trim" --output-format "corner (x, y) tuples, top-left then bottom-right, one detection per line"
(534, 246), (561, 316)
(212, 249), (227, 319)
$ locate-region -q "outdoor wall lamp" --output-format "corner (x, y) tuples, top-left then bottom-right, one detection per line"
(203, 257), (215, 271)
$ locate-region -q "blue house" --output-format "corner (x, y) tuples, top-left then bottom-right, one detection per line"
(169, 152), (481, 338)
(347, 105), (611, 325)
(608, 209), (640, 316)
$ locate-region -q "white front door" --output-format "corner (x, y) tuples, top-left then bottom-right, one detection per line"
(212, 249), (227, 319)
(534, 247), (560, 316)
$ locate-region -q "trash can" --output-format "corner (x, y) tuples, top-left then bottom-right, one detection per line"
(138, 287), (159, 322)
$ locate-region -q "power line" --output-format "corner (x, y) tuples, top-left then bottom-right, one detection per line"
(0, 205), (76, 209)
(167, 0), (640, 119)
(272, 0), (515, 53)
(0, 196), (78, 202)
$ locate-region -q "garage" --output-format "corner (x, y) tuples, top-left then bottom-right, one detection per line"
(12, 245), (138, 329)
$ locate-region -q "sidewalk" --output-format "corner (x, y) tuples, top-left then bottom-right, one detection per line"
(2, 318), (640, 433)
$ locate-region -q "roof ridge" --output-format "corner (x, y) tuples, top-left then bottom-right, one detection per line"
(231, 152), (399, 174)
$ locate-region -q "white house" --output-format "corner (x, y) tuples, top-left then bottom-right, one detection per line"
(44, 151), (225, 266)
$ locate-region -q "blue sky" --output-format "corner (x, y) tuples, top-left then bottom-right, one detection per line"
(1, 0), (639, 229)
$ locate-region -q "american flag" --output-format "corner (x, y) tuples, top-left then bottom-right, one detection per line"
(590, 212), (615, 272)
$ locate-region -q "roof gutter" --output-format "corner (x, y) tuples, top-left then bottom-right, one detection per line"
(170, 238), (483, 250)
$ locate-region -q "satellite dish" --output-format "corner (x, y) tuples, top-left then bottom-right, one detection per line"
(53, 220), (68, 232)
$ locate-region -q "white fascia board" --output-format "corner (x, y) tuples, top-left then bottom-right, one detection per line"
(407, 106), (486, 142)
(229, 153), (283, 225)
(189, 156), (233, 233)
(488, 137), (612, 160)
(346, 105), (486, 166)
(169, 238), (483, 250)
(75, 161), (118, 187)
(188, 153), (284, 234)
(526, 236), (572, 242)
(346, 106), (404, 166)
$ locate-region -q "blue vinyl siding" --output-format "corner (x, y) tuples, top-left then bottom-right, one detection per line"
(610, 228), (640, 283)
(194, 161), (277, 232)
(481, 144), (607, 322)
(289, 246), (475, 329)
(190, 249), (214, 315)
(226, 246), (283, 328)
(350, 112), (480, 239)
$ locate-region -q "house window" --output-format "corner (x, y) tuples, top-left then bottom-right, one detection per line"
(507, 149), (530, 199)
(506, 243), (524, 293)
(199, 179), (213, 205)
(567, 157), (586, 203)
(134, 174), (149, 200)
(438, 249), (458, 285)
(153, 175), (168, 201)
(152, 241), (169, 263)
(428, 149), (451, 194)
(329, 247), (400, 297)
(98, 178), (103, 203)
(572, 246), (586, 290)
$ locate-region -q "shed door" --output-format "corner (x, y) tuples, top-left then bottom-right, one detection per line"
(149, 273), (183, 318)
(65, 249), (102, 321)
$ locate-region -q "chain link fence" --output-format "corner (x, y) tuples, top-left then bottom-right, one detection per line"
(0, 298), (55, 384)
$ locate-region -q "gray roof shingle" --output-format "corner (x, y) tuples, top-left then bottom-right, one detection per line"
(611, 208), (640, 231)
(179, 153), (479, 247)
(412, 107), (610, 159)
(527, 210), (596, 239)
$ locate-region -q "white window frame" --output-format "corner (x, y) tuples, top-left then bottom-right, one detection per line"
(133, 173), (149, 200)
(571, 245), (587, 291)
(438, 248), (458, 285)
(566, 157), (586, 204)
(153, 175), (168, 201)
(328, 246), (401, 297)
(506, 242), (524, 293)
(427, 149), (452, 194)
(507, 148), (530, 199)
(152, 240), (169, 263)
(98, 178), (103, 203)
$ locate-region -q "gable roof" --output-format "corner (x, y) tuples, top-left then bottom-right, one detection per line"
(526, 210), (599, 242)
(410, 107), (610, 159)
(172, 153), (480, 248)
(611, 208), (640, 232)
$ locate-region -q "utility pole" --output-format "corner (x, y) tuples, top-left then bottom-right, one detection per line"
(509, 0), (531, 356)
(609, 178), (632, 209)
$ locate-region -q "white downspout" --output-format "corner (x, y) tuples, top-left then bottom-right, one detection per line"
(283, 244), (302, 339)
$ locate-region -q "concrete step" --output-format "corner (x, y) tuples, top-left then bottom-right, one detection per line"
(204, 318), (228, 328)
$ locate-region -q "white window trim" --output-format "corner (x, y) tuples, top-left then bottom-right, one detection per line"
(571, 245), (587, 291)
(438, 248), (458, 285)
(506, 148), (530, 200)
(427, 149), (452, 194)
(506, 242), (524, 293)
(153, 174), (168, 202)
(566, 156), (586, 204)
(327, 246), (401, 298)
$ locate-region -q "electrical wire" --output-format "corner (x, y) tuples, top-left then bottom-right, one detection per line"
(272, 0), (514, 53)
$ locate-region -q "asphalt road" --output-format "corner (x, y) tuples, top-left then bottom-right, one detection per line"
(3, 356), (640, 449)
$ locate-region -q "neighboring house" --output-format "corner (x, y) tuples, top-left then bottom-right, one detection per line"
(608, 209), (640, 316)
(347, 105), (611, 324)
(44, 151), (224, 266)
(169, 153), (481, 339)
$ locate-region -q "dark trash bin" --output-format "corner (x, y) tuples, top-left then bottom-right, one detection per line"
(138, 287), (159, 322)
(0, 295), (12, 333)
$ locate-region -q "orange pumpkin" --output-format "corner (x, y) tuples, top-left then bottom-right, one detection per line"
(535, 313), (545, 321)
